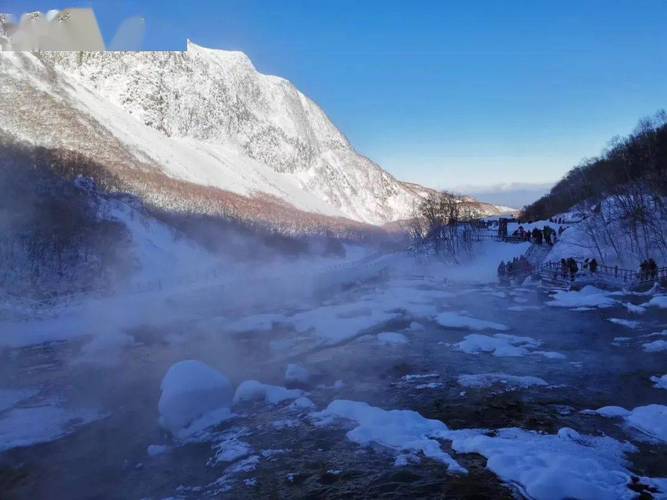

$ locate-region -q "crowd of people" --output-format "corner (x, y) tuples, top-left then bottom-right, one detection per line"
(497, 256), (533, 281)
(511, 225), (564, 245)
(558, 257), (598, 281)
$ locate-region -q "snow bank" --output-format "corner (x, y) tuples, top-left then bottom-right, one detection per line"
(312, 400), (466, 473)
(547, 286), (617, 309)
(158, 360), (233, 435)
(435, 312), (509, 332)
(377, 332), (409, 346)
(457, 373), (548, 389)
(0, 404), (104, 452)
(285, 364), (310, 385)
(233, 380), (303, 405)
(448, 427), (642, 500)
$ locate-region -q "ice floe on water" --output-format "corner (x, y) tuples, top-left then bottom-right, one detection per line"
(588, 404), (667, 443)
(0, 403), (105, 453)
(607, 318), (641, 329)
(312, 399), (666, 499)
(507, 305), (542, 312)
(415, 382), (443, 390)
(642, 339), (667, 352)
(453, 333), (563, 358)
(547, 286), (617, 309)
(651, 374), (667, 390)
(289, 303), (400, 345)
(401, 373), (439, 382)
(221, 313), (288, 335)
(376, 331), (409, 346)
(312, 399), (467, 473)
(457, 373), (548, 389)
(435, 312), (509, 331)
(624, 302), (647, 314)
(447, 426), (656, 500)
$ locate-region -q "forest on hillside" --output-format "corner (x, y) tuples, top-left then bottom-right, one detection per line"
(522, 111), (667, 220)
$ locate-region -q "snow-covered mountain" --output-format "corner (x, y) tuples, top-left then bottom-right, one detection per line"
(1, 42), (508, 231)
(0, 42), (431, 228)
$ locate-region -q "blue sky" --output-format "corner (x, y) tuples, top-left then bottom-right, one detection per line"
(5, 1), (667, 191)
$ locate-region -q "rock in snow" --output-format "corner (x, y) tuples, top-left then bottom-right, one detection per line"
(158, 360), (233, 435)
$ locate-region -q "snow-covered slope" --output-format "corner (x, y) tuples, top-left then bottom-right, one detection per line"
(0, 42), (433, 226)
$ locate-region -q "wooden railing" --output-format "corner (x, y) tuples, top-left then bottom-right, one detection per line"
(539, 259), (666, 288)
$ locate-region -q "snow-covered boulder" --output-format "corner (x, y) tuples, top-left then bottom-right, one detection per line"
(285, 364), (310, 386)
(158, 360), (233, 435)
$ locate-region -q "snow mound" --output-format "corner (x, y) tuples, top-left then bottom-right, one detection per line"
(454, 334), (545, 357)
(435, 312), (509, 331)
(448, 426), (645, 500)
(457, 373), (548, 389)
(158, 360), (233, 435)
(290, 397), (316, 410)
(312, 399), (466, 473)
(233, 380), (304, 405)
(290, 303), (400, 345)
(547, 286), (617, 309)
(285, 364), (310, 386)
(593, 404), (667, 443)
(377, 332), (409, 346)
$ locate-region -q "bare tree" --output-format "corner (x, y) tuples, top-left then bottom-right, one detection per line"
(409, 191), (483, 261)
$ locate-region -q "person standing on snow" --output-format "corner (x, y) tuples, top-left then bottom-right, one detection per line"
(590, 259), (598, 273)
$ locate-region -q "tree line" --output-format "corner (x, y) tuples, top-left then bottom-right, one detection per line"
(522, 110), (667, 220)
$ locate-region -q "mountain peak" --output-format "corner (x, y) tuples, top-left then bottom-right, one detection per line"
(185, 39), (255, 71)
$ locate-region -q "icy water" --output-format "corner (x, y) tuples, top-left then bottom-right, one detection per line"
(1, 277), (666, 499)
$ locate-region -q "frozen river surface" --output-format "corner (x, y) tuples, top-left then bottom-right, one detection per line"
(1, 271), (666, 499)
